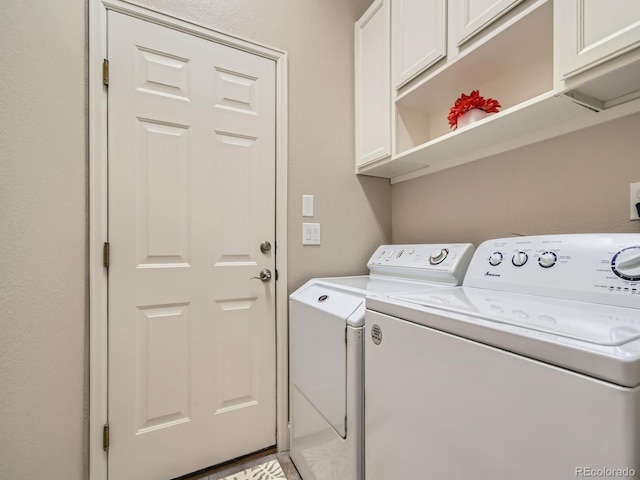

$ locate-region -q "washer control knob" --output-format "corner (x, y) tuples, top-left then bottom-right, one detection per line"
(611, 246), (640, 281)
(538, 251), (557, 268)
(489, 252), (503, 266)
(512, 251), (528, 267)
(429, 248), (449, 265)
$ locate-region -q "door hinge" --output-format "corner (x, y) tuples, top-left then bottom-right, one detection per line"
(102, 59), (109, 86)
(103, 242), (110, 269)
(103, 423), (110, 452)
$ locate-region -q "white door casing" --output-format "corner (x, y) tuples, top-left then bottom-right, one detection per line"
(89, 2), (289, 479)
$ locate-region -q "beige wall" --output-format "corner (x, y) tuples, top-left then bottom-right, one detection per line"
(392, 113), (640, 246)
(133, 0), (392, 290)
(9, 1), (638, 479)
(0, 1), (88, 479)
(0, 0), (389, 478)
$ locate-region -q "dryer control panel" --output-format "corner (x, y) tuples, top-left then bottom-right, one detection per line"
(464, 234), (640, 308)
(367, 243), (475, 286)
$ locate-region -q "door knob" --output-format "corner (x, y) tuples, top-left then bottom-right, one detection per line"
(260, 241), (272, 254)
(250, 269), (272, 282)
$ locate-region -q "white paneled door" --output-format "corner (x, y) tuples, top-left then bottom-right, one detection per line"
(107, 12), (276, 480)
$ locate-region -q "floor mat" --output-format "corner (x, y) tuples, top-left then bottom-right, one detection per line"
(220, 458), (286, 480)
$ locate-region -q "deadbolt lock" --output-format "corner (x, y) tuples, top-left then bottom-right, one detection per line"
(260, 241), (272, 254)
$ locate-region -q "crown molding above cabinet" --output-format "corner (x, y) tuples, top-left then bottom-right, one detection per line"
(354, 0), (640, 184)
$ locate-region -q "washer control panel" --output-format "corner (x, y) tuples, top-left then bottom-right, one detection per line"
(464, 234), (640, 308)
(611, 246), (640, 281)
(368, 243), (475, 285)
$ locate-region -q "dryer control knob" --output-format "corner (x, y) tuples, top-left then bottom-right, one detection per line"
(429, 248), (448, 265)
(538, 252), (557, 268)
(489, 252), (503, 266)
(512, 251), (528, 267)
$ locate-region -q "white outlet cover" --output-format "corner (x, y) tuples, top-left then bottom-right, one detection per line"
(631, 182), (640, 221)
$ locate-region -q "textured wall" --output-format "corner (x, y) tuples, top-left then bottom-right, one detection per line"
(392, 113), (640, 246)
(0, 1), (389, 478)
(0, 1), (87, 479)
(132, 0), (392, 290)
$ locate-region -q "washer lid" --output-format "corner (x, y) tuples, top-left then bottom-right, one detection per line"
(390, 287), (640, 347)
(371, 287), (640, 387)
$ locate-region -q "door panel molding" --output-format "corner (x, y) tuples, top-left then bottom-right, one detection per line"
(89, 2), (288, 478)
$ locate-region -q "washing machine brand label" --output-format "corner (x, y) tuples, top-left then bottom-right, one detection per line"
(485, 271), (501, 277)
(318, 295), (328, 302)
(371, 324), (383, 345)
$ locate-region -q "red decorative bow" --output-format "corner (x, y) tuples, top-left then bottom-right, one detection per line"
(448, 90), (501, 129)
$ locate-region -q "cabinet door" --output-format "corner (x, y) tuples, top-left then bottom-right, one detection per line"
(453, 0), (523, 46)
(392, 0), (447, 88)
(355, 0), (391, 167)
(556, 0), (640, 80)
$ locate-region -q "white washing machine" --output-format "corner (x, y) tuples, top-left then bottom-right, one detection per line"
(365, 234), (640, 480)
(288, 243), (475, 480)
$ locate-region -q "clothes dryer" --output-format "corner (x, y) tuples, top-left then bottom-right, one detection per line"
(289, 243), (474, 480)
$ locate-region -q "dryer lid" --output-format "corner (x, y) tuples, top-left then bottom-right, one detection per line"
(314, 275), (447, 296)
(290, 282), (365, 326)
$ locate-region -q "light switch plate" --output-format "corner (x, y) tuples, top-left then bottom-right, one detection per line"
(303, 195), (314, 217)
(302, 223), (321, 245)
(631, 182), (640, 221)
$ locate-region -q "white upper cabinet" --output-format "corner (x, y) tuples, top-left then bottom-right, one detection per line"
(355, 0), (391, 168)
(554, 0), (640, 111)
(555, 0), (640, 81)
(354, 0), (640, 181)
(452, 0), (524, 46)
(392, 0), (447, 89)
(392, 0), (555, 175)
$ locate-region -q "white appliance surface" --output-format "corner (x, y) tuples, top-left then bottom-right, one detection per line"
(371, 287), (640, 387)
(289, 243), (474, 480)
(365, 234), (640, 480)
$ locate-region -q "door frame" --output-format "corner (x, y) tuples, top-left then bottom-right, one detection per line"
(88, 2), (289, 478)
